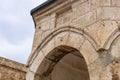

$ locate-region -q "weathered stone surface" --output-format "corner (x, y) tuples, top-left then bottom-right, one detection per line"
(42, 38), (55, 56)
(30, 51), (45, 73)
(100, 61), (120, 80)
(102, 0), (111, 6)
(70, 14), (87, 29)
(72, 1), (90, 17)
(103, 7), (120, 20)
(80, 39), (98, 65)
(90, 0), (101, 10)
(112, 0), (120, 6)
(56, 10), (75, 28)
(85, 21), (118, 49)
(27, 0), (120, 80)
(54, 32), (69, 47)
(67, 32), (84, 49)
(0, 57), (26, 80)
(96, 7), (103, 20)
(70, 10), (96, 29)
(111, 35), (120, 59)
(88, 59), (103, 80)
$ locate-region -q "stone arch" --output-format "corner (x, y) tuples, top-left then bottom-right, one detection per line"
(27, 26), (97, 65)
(103, 28), (120, 50)
(34, 45), (90, 80)
(26, 26), (99, 80)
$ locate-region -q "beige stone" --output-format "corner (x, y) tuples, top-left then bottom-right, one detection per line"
(112, 0), (120, 6)
(79, 39), (98, 65)
(70, 14), (87, 29)
(55, 32), (69, 47)
(72, 1), (90, 17)
(96, 7), (103, 20)
(56, 11), (75, 28)
(0, 57), (26, 80)
(26, 0), (120, 80)
(67, 32), (84, 49)
(103, 7), (120, 20)
(29, 51), (45, 73)
(42, 38), (55, 56)
(111, 35), (120, 59)
(85, 21), (118, 49)
(102, 0), (111, 6)
(90, 0), (101, 10)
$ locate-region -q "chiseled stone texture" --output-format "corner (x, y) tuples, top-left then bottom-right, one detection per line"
(0, 57), (26, 80)
(27, 0), (120, 80)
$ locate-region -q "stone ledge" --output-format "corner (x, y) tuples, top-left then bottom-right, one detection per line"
(0, 57), (27, 72)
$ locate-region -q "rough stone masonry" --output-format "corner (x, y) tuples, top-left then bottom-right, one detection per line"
(0, 0), (120, 80)
(26, 0), (120, 80)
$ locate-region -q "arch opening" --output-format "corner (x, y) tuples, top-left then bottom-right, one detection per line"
(34, 45), (90, 80)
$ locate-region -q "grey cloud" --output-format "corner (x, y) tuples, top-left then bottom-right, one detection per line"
(0, 0), (46, 63)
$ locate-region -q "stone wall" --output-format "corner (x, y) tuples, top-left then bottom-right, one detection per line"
(0, 57), (26, 80)
(27, 0), (120, 80)
(29, 0), (120, 55)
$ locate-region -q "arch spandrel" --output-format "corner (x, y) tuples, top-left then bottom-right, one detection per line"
(27, 26), (98, 66)
(26, 26), (102, 80)
(110, 35), (120, 59)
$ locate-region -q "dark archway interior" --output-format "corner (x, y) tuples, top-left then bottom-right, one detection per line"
(35, 45), (90, 80)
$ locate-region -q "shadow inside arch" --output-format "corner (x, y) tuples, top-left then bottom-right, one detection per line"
(35, 45), (90, 80)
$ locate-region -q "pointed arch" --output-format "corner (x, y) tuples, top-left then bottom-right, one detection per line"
(34, 45), (90, 80)
(27, 26), (98, 66)
(26, 26), (100, 80)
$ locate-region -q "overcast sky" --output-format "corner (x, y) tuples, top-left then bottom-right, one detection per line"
(0, 0), (47, 64)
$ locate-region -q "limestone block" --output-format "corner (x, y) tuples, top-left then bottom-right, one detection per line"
(56, 11), (75, 28)
(55, 32), (69, 47)
(90, 0), (101, 10)
(35, 15), (50, 28)
(70, 14), (87, 29)
(96, 7), (103, 20)
(30, 51), (45, 73)
(85, 10), (96, 25)
(111, 35), (120, 59)
(88, 58), (104, 80)
(100, 61), (120, 80)
(79, 39), (98, 65)
(49, 17), (56, 30)
(42, 38), (55, 56)
(0, 57), (26, 80)
(42, 30), (51, 40)
(72, 1), (90, 17)
(112, 0), (120, 6)
(34, 29), (42, 45)
(26, 71), (35, 80)
(103, 7), (120, 20)
(101, 0), (111, 6)
(85, 21), (118, 49)
(31, 29), (42, 53)
(40, 21), (50, 31)
(67, 32), (84, 49)
(70, 10), (96, 29)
